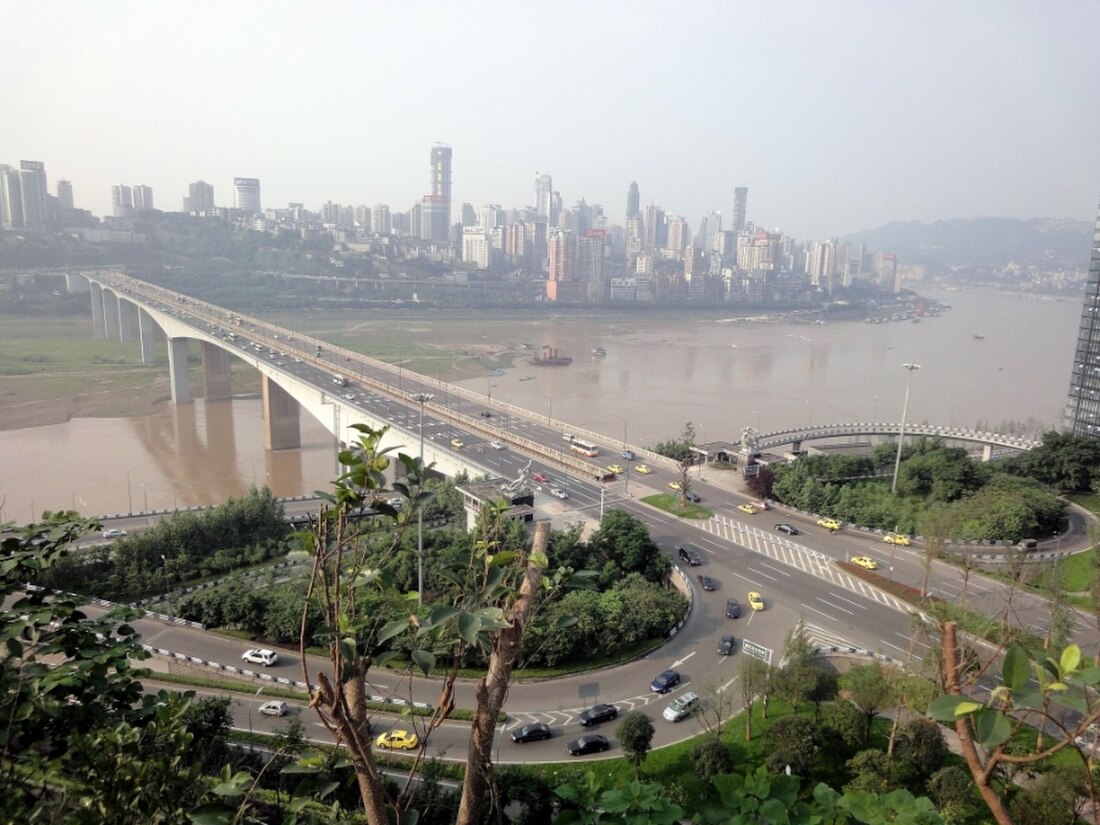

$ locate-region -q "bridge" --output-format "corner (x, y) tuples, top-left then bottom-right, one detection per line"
(46, 267), (1038, 482)
(54, 268), (671, 486)
(740, 423), (1041, 462)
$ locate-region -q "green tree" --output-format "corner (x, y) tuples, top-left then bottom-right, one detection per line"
(739, 656), (770, 740)
(554, 771), (684, 824)
(586, 509), (670, 586)
(617, 711), (656, 776)
(1003, 430), (1100, 492)
(692, 738), (736, 784)
(841, 663), (895, 744)
(929, 620), (1100, 825)
(764, 715), (819, 777)
(926, 766), (978, 824)
(821, 700), (866, 757)
(893, 718), (948, 786)
(298, 424), (569, 825)
(845, 749), (893, 794)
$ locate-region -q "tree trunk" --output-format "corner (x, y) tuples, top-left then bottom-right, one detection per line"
(455, 521), (549, 825)
(941, 621), (1014, 825)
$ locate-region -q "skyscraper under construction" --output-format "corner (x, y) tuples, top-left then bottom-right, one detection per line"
(1063, 204), (1100, 439)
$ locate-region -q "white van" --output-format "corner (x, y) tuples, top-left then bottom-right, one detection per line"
(662, 691), (700, 722)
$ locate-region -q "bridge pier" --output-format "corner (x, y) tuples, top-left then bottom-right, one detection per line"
(982, 444), (993, 462)
(202, 342), (233, 401)
(89, 282), (105, 337)
(262, 375), (301, 450)
(65, 273), (89, 293)
(118, 299), (138, 343)
(138, 308), (159, 363)
(167, 338), (192, 403)
(101, 290), (120, 340)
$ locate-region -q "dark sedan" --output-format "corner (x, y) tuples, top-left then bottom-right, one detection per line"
(650, 669), (681, 694)
(567, 734), (610, 756)
(510, 723), (552, 743)
(718, 634), (736, 655)
(775, 523), (799, 535)
(578, 703), (618, 727)
(698, 575), (718, 592)
(725, 598), (742, 619)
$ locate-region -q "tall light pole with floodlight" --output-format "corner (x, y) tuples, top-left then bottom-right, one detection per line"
(412, 392), (434, 605)
(891, 363), (921, 494)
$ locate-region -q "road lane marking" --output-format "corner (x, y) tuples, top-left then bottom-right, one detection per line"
(800, 602), (840, 622)
(815, 597), (854, 615)
(672, 651), (697, 668)
(757, 561), (792, 577)
(826, 592), (867, 610)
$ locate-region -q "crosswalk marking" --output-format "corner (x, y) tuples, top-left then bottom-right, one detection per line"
(697, 515), (913, 615)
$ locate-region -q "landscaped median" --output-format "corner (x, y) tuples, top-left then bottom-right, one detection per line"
(642, 493), (712, 519)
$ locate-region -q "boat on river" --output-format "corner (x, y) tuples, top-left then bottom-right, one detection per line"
(531, 347), (572, 366)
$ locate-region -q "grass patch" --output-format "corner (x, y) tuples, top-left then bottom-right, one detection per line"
(1031, 548), (1096, 593)
(642, 493), (712, 520)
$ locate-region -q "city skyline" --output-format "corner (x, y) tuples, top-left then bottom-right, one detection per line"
(4, 2), (1099, 238)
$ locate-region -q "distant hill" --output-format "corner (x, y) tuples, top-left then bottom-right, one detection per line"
(844, 217), (1092, 269)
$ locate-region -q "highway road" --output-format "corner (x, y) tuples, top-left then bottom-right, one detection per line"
(70, 272), (1100, 760)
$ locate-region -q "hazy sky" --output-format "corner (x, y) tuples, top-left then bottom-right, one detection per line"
(5, 1), (1099, 239)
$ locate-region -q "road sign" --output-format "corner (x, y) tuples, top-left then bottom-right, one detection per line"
(741, 639), (772, 664)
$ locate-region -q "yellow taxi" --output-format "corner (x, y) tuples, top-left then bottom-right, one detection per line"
(607, 464), (625, 475)
(851, 555), (878, 570)
(635, 464), (653, 474)
(817, 518), (841, 531)
(375, 729), (420, 750)
(737, 503), (758, 515)
(668, 481), (683, 491)
(450, 438), (464, 449)
(884, 533), (910, 546)
(747, 591), (765, 611)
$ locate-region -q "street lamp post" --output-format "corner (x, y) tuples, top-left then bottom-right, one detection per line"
(140, 482), (149, 524)
(891, 363), (921, 494)
(126, 469), (133, 515)
(412, 392), (434, 606)
(622, 419), (629, 497)
(545, 395), (552, 425)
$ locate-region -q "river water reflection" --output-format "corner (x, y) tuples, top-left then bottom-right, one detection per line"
(0, 288), (1081, 521)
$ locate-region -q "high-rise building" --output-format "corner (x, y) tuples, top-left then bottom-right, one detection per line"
(732, 186), (748, 235)
(644, 204), (667, 249)
(371, 204), (392, 235)
(626, 181), (640, 220)
(462, 226), (490, 269)
(535, 172), (553, 219)
(1063, 205), (1100, 439)
(666, 216), (688, 260)
(0, 165), (23, 229)
(185, 180), (215, 214)
(234, 177), (262, 214)
(426, 144), (452, 242)
(56, 179), (74, 212)
(18, 161), (49, 228)
(112, 185), (133, 217)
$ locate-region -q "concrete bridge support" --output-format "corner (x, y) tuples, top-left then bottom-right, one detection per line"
(138, 308), (159, 363)
(202, 342), (233, 401)
(118, 299), (138, 343)
(101, 290), (119, 340)
(262, 375), (302, 450)
(65, 273), (89, 293)
(167, 338), (192, 403)
(982, 444), (993, 462)
(90, 282), (104, 337)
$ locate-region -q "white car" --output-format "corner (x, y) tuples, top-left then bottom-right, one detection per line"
(259, 700), (289, 717)
(549, 487), (568, 500)
(489, 440), (506, 450)
(241, 648), (278, 667)
(102, 528), (128, 539)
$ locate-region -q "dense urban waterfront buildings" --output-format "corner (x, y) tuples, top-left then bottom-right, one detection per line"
(0, 147), (1089, 306)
